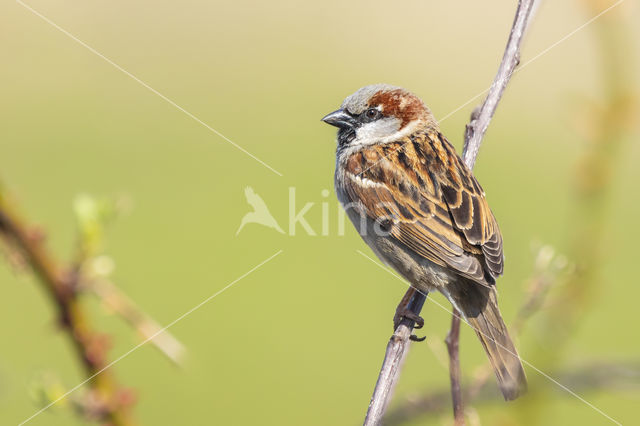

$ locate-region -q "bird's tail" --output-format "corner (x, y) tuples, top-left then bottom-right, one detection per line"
(444, 280), (527, 400)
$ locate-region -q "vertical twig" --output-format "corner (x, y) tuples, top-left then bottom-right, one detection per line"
(384, 245), (568, 424)
(445, 314), (464, 426)
(384, 360), (640, 424)
(446, 0), (539, 422)
(365, 0), (540, 424)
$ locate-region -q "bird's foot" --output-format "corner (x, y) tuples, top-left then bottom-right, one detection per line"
(394, 308), (424, 329)
(394, 308), (426, 342)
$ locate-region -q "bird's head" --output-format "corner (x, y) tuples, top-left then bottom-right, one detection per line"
(322, 84), (438, 148)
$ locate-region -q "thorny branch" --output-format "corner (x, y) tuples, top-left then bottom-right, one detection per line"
(0, 188), (185, 424)
(364, 1), (540, 424)
(0, 191), (136, 425)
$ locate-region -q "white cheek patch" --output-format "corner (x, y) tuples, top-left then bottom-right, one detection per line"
(351, 118), (420, 146)
(353, 118), (401, 145)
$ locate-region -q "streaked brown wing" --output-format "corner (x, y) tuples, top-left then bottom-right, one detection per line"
(342, 130), (503, 286)
(431, 132), (504, 279)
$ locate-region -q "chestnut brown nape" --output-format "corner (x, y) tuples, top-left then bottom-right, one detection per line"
(369, 89), (436, 129)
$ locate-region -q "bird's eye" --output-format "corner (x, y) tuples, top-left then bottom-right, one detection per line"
(365, 108), (380, 120)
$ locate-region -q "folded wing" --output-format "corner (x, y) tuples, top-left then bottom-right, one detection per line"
(341, 130), (503, 286)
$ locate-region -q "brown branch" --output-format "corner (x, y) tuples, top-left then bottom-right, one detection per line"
(466, 245), (564, 400)
(364, 288), (426, 426)
(445, 313), (464, 426)
(445, 0), (540, 422)
(87, 277), (186, 365)
(0, 190), (136, 425)
(382, 244), (562, 425)
(462, 0), (539, 169)
(70, 194), (185, 366)
(385, 360), (640, 425)
(365, 1), (540, 424)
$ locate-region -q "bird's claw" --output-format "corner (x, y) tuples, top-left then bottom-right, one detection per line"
(394, 308), (426, 342)
(394, 308), (424, 329)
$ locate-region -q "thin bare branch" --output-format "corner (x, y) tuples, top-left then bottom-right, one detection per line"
(469, 244), (566, 399)
(463, 0), (539, 169)
(385, 360), (640, 425)
(446, 0), (540, 421)
(88, 277), (186, 365)
(445, 314), (464, 426)
(365, 1), (540, 424)
(364, 288), (426, 426)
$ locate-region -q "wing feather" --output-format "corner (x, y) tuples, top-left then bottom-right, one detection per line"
(341, 130), (504, 285)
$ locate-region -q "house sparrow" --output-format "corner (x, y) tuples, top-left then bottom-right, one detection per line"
(322, 84), (527, 400)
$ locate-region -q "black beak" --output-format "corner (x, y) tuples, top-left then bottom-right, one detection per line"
(321, 109), (356, 129)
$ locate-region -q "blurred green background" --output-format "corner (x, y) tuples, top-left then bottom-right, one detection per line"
(1, 0), (639, 425)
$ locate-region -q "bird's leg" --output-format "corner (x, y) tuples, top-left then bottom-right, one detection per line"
(393, 287), (424, 328)
(394, 287), (426, 342)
